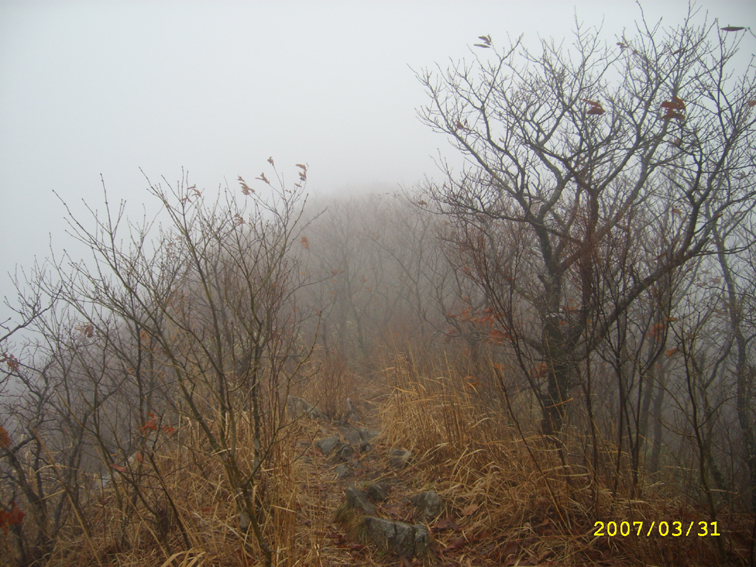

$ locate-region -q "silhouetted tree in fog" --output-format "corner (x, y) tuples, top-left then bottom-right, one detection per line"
(417, 13), (756, 439)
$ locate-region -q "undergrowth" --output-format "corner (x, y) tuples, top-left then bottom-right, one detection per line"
(1, 350), (751, 566)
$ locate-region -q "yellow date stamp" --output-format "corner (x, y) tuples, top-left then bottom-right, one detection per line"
(593, 520), (721, 537)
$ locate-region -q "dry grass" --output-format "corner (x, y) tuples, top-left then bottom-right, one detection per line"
(378, 352), (748, 566)
(2, 350), (752, 566)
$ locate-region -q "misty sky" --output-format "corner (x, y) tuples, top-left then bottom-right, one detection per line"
(0, 0), (754, 327)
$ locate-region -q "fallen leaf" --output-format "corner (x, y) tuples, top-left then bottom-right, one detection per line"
(444, 536), (467, 552)
(432, 517), (461, 532)
(461, 503), (479, 516)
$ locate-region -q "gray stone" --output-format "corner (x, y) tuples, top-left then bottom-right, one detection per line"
(345, 485), (377, 516)
(362, 516), (430, 557)
(341, 426), (362, 446)
(388, 448), (412, 468)
(317, 436), (341, 456)
(359, 428), (380, 442)
(333, 443), (355, 463)
(364, 481), (389, 503)
(334, 464), (353, 479)
(410, 490), (442, 520)
(345, 397), (362, 423)
(287, 396), (325, 420)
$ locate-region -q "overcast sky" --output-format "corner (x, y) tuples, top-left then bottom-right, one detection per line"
(0, 0), (754, 327)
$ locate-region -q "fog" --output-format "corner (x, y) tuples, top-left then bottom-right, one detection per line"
(0, 0), (753, 327)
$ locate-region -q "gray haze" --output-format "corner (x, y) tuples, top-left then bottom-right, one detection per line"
(1, 0), (753, 327)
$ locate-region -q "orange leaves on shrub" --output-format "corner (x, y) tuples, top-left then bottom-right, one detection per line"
(534, 362), (549, 377)
(661, 97), (686, 111)
(647, 322), (666, 340)
(142, 413), (158, 433)
(1, 353), (19, 372)
(583, 99), (605, 115)
(748, 100), (756, 108)
(661, 96), (686, 121)
(0, 427), (10, 449)
(665, 347), (680, 357)
(238, 176), (255, 195)
(140, 413), (176, 436)
(110, 464), (128, 473)
(300, 236), (310, 250)
(487, 329), (511, 344)
(0, 502), (25, 534)
(75, 322), (94, 337)
(296, 163), (307, 183)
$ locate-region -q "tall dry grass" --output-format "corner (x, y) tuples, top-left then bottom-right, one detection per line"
(378, 351), (745, 566)
(2, 347), (751, 566)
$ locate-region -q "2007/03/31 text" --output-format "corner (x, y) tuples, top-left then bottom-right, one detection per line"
(593, 521), (720, 537)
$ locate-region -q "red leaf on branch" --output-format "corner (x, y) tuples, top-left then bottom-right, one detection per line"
(0, 427), (10, 449)
(662, 110), (685, 121)
(6, 503), (22, 527)
(2, 354), (19, 372)
(142, 414), (158, 433)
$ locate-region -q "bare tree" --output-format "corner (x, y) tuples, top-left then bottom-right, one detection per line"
(417, 12), (756, 437)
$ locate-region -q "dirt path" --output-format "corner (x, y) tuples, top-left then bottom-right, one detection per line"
(289, 395), (435, 565)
